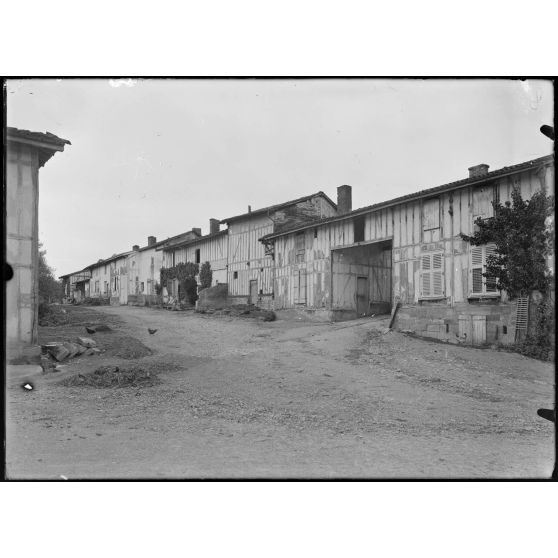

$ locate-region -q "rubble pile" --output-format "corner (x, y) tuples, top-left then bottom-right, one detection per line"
(60, 365), (160, 388)
(41, 337), (102, 372)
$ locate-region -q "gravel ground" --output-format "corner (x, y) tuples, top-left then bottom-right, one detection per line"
(5, 305), (555, 479)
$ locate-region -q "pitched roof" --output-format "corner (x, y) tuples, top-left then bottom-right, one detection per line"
(7, 127), (71, 167)
(59, 268), (91, 280)
(158, 229), (228, 251)
(220, 191), (337, 224)
(87, 251), (132, 269)
(261, 154), (554, 241)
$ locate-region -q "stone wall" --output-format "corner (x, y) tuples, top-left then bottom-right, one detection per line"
(393, 299), (516, 345)
(197, 284), (229, 309)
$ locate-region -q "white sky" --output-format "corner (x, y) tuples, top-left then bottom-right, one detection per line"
(6, 78), (554, 277)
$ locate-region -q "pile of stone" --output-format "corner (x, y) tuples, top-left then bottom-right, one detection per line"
(42, 337), (102, 367)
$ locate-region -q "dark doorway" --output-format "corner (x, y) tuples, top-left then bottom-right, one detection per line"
(249, 279), (258, 305)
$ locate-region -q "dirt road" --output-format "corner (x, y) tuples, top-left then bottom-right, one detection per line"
(6, 305), (555, 478)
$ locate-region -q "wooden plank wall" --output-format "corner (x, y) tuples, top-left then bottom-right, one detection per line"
(273, 164), (552, 310)
(227, 215), (275, 296)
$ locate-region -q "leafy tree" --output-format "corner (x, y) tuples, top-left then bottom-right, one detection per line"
(461, 187), (554, 299)
(39, 242), (63, 303)
(199, 261), (213, 289)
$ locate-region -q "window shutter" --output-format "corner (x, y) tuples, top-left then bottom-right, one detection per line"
(420, 252), (444, 298)
(421, 254), (431, 297)
(471, 246), (484, 294)
(432, 252), (444, 296)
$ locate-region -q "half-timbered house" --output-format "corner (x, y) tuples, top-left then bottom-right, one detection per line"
(220, 192), (338, 307)
(261, 155), (554, 345)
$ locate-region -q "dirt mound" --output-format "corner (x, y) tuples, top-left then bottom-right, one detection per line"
(198, 306), (276, 321)
(60, 365), (160, 388)
(94, 335), (153, 359)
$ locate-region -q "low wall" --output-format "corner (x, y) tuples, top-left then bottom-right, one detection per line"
(393, 299), (515, 345)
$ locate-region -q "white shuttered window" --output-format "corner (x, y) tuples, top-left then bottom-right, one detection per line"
(420, 252), (444, 297)
(470, 243), (498, 295)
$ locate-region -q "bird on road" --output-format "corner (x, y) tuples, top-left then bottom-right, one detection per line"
(148, 328), (158, 335)
(86, 326), (96, 334)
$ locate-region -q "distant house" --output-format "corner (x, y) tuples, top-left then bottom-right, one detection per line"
(6, 127), (70, 362)
(88, 251), (131, 304)
(60, 268), (91, 302)
(126, 236), (165, 305)
(261, 155), (554, 345)
(220, 192), (337, 307)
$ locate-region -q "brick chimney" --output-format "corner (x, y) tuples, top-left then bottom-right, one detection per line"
(468, 164), (489, 179)
(337, 185), (352, 214)
(132, 245), (140, 251)
(192, 228), (202, 237)
(209, 218), (220, 235)
(147, 236), (156, 246)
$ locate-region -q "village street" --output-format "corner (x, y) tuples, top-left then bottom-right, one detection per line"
(6, 305), (555, 479)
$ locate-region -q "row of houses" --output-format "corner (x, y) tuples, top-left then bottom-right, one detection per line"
(61, 153), (554, 346)
(60, 191), (338, 306)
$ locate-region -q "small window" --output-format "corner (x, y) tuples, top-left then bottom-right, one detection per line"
(172, 252), (176, 267)
(195, 249), (201, 264)
(353, 215), (365, 243)
(233, 271), (238, 279)
(420, 252), (444, 298)
(295, 233), (305, 263)
(140, 282), (145, 293)
(314, 228), (318, 239)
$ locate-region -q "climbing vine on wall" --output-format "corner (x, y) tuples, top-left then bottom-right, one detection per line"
(199, 261), (213, 290)
(460, 187), (554, 299)
(160, 262), (199, 304)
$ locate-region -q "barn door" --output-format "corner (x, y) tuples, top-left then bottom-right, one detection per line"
(472, 315), (486, 345)
(356, 276), (369, 316)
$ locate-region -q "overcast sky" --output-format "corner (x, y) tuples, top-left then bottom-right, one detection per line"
(6, 78), (554, 277)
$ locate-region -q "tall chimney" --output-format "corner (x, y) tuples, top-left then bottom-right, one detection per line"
(209, 218), (220, 235)
(132, 244), (140, 251)
(147, 236), (156, 246)
(468, 164), (489, 179)
(192, 227), (202, 237)
(337, 185), (352, 214)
